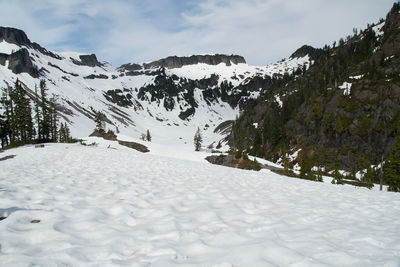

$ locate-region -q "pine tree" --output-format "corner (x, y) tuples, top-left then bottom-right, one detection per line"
(317, 166), (323, 182)
(34, 85), (41, 139)
(59, 122), (71, 143)
(282, 150), (290, 175)
(146, 129), (152, 142)
(194, 127), (203, 151)
(363, 166), (376, 183)
(49, 95), (58, 142)
(300, 149), (315, 180)
(94, 111), (105, 133)
(9, 80), (33, 141)
(384, 130), (400, 192)
(40, 80), (51, 140)
(333, 156), (342, 184)
(59, 123), (65, 143)
(65, 123), (70, 142)
(0, 87), (12, 147)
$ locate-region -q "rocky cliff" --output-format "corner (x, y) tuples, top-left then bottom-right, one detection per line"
(142, 54), (246, 69)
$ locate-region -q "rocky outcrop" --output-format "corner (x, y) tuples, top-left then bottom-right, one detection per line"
(84, 74), (108, 79)
(0, 27), (61, 60)
(0, 48), (39, 78)
(117, 140), (149, 153)
(71, 54), (103, 67)
(0, 27), (31, 46)
(290, 45), (322, 60)
(117, 63), (142, 72)
(143, 54), (246, 69)
(103, 89), (133, 107)
(205, 154), (262, 171)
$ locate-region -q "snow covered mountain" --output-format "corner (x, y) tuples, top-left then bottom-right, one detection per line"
(0, 26), (312, 146)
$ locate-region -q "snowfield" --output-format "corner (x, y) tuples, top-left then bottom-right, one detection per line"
(1, 142), (400, 266)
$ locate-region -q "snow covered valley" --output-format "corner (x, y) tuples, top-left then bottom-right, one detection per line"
(1, 141), (400, 266)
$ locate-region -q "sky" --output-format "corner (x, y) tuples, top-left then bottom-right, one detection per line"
(0, 0), (396, 66)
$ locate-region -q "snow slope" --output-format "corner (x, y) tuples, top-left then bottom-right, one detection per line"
(1, 143), (399, 266)
(0, 29), (311, 150)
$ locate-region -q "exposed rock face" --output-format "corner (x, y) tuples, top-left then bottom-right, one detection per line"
(71, 54), (103, 67)
(117, 63), (142, 72)
(80, 54), (101, 67)
(117, 140), (149, 153)
(0, 27), (31, 46)
(0, 48), (39, 78)
(205, 154), (262, 171)
(103, 89), (134, 107)
(143, 54), (246, 69)
(84, 74), (108, 79)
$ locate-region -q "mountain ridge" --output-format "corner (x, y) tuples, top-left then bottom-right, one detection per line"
(0, 26), (313, 148)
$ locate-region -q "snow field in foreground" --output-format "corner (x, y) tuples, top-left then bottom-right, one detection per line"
(0, 143), (400, 266)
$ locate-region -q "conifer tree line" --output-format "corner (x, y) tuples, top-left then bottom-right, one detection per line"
(229, 3), (400, 191)
(0, 79), (71, 148)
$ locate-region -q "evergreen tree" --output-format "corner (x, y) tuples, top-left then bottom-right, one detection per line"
(39, 80), (51, 140)
(146, 129), (152, 142)
(59, 123), (65, 142)
(300, 149), (315, 180)
(0, 87), (12, 147)
(333, 155), (341, 183)
(9, 80), (33, 141)
(363, 166), (376, 183)
(282, 150), (290, 175)
(34, 85), (41, 139)
(317, 166), (323, 182)
(65, 123), (70, 142)
(49, 95), (58, 142)
(59, 122), (71, 143)
(94, 111), (106, 132)
(384, 130), (400, 192)
(194, 127), (203, 151)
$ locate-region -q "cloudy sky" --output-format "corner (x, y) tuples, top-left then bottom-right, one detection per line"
(0, 0), (395, 66)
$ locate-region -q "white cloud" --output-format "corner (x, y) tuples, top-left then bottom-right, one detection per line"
(0, 0), (395, 66)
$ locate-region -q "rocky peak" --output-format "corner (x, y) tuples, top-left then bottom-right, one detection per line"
(290, 45), (322, 60)
(0, 27), (31, 46)
(143, 54), (246, 69)
(71, 54), (103, 67)
(117, 63), (142, 72)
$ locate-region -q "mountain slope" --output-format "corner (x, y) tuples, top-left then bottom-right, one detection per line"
(232, 3), (400, 177)
(0, 28), (311, 147)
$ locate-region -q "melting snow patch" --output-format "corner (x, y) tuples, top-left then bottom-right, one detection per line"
(339, 82), (352, 96)
(248, 91), (260, 99)
(0, 41), (21, 55)
(274, 94), (283, 107)
(372, 22), (385, 37)
(349, 74), (364, 80)
(385, 55), (395, 61)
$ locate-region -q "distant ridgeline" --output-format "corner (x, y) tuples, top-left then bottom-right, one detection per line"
(0, 23), (313, 151)
(231, 3), (400, 188)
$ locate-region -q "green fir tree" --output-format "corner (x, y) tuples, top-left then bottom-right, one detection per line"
(194, 127), (203, 151)
(384, 129), (400, 192)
